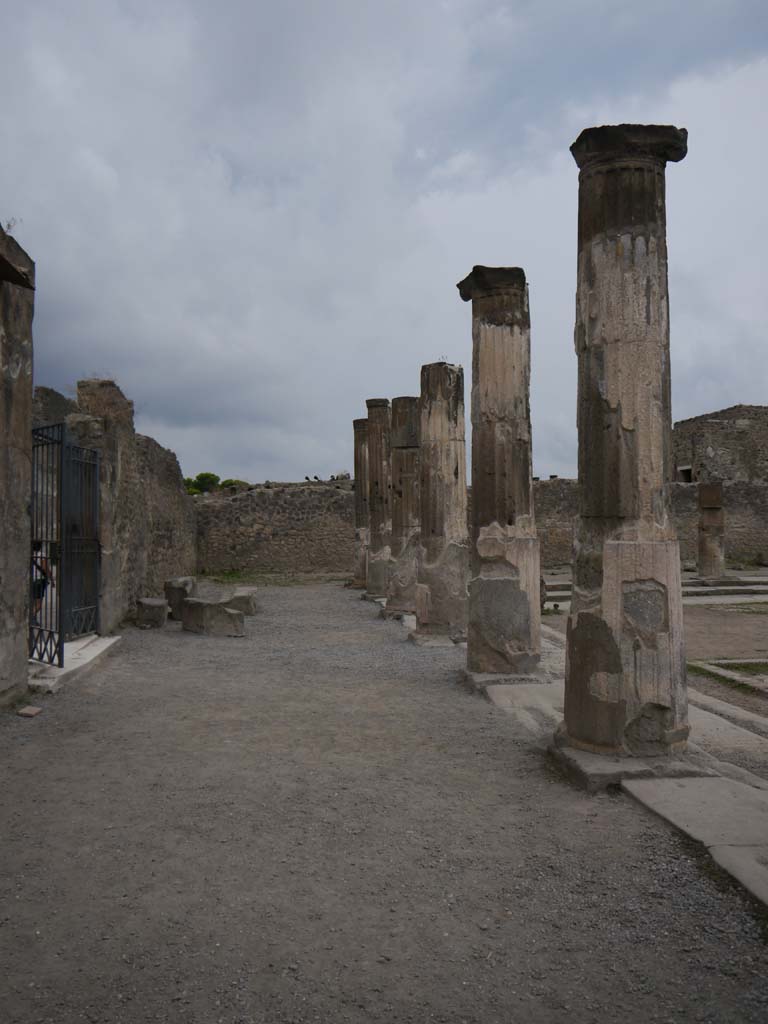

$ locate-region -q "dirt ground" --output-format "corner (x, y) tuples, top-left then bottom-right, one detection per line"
(2, 584), (768, 1024)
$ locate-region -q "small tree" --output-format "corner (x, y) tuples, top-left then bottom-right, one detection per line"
(193, 472), (220, 493)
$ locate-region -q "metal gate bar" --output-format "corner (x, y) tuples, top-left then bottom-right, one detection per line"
(29, 424), (64, 666)
(62, 441), (100, 640)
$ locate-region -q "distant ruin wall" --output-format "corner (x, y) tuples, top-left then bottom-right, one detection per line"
(33, 381), (197, 630)
(673, 405), (768, 483)
(534, 478), (768, 568)
(196, 483), (355, 574)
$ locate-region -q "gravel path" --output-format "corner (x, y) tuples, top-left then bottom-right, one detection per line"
(2, 584), (768, 1024)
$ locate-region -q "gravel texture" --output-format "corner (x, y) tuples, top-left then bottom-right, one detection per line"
(2, 583), (768, 1024)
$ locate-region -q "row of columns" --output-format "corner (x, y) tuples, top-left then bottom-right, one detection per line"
(351, 123), (690, 758)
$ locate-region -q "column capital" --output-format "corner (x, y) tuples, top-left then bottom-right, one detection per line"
(457, 266), (526, 302)
(571, 124), (687, 170)
(353, 417), (368, 432)
(366, 398), (390, 410)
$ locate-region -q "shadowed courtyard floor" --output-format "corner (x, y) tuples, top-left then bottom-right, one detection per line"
(2, 584), (768, 1024)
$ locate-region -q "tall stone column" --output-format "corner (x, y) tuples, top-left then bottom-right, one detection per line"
(365, 399), (392, 598)
(0, 226), (34, 707)
(561, 124), (689, 756)
(698, 482), (725, 580)
(458, 266), (540, 675)
(386, 397), (420, 615)
(351, 418), (370, 588)
(412, 363), (469, 640)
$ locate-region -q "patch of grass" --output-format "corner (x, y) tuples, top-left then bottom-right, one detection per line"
(716, 661), (768, 676)
(686, 662), (762, 695)
(725, 604), (768, 615)
(203, 568), (349, 588)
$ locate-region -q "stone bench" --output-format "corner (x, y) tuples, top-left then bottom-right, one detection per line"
(136, 597), (169, 629)
(225, 587), (260, 616)
(181, 598), (245, 637)
(164, 576), (198, 620)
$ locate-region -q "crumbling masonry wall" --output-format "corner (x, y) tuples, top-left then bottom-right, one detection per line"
(34, 381), (196, 630)
(196, 482), (355, 574)
(673, 405), (768, 483)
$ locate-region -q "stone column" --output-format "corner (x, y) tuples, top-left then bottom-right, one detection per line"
(412, 363), (469, 640)
(365, 399), (392, 598)
(351, 418), (370, 588)
(698, 481), (725, 580)
(560, 124), (689, 756)
(386, 397), (420, 615)
(0, 226), (34, 707)
(458, 266), (540, 675)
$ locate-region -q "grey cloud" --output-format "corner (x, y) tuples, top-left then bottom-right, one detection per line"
(1, 2), (766, 482)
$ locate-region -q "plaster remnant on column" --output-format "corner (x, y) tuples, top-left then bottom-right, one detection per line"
(351, 418), (370, 588)
(698, 481), (726, 580)
(412, 363), (469, 641)
(365, 399), (392, 598)
(385, 397), (420, 615)
(458, 266), (541, 676)
(560, 124), (689, 757)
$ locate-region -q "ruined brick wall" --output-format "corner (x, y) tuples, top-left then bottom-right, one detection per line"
(670, 482), (768, 566)
(0, 227), (34, 707)
(33, 381), (196, 630)
(533, 479), (580, 567)
(673, 405), (768, 483)
(196, 482), (355, 574)
(531, 478), (768, 569)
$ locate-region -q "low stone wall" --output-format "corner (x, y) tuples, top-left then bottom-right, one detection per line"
(196, 482), (355, 574)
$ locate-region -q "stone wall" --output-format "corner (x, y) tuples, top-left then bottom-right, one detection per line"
(33, 380), (197, 631)
(532, 478), (768, 569)
(673, 405), (768, 483)
(196, 482), (355, 574)
(0, 227), (34, 707)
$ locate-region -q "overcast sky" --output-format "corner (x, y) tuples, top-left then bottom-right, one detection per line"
(3, 1), (767, 481)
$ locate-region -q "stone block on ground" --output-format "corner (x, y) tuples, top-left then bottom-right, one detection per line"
(182, 598), (245, 637)
(164, 576), (198, 620)
(225, 587), (260, 616)
(136, 598), (168, 629)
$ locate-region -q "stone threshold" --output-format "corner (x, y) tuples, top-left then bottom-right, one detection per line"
(28, 634), (121, 694)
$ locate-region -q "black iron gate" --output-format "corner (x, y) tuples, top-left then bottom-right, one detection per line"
(29, 425), (100, 666)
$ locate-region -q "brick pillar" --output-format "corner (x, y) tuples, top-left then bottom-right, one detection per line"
(351, 418), (369, 588)
(698, 482), (726, 580)
(386, 397), (420, 615)
(458, 266), (540, 674)
(365, 399), (392, 598)
(560, 124), (689, 756)
(413, 363), (469, 639)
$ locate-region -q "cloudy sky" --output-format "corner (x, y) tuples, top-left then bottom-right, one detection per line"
(3, 1), (767, 481)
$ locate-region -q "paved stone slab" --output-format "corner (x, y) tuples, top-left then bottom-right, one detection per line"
(623, 776), (768, 847)
(16, 706), (42, 718)
(550, 744), (715, 794)
(28, 636), (121, 694)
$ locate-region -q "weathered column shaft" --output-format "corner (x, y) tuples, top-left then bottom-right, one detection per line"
(351, 418), (370, 588)
(365, 399), (392, 597)
(0, 227), (34, 707)
(563, 124), (689, 755)
(414, 363), (469, 637)
(386, 397), (420, 613)
(458, 266), (540, 674)
(698, 482), (725, 580)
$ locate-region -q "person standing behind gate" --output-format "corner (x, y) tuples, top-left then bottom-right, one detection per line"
(31, 541), (53, 625)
